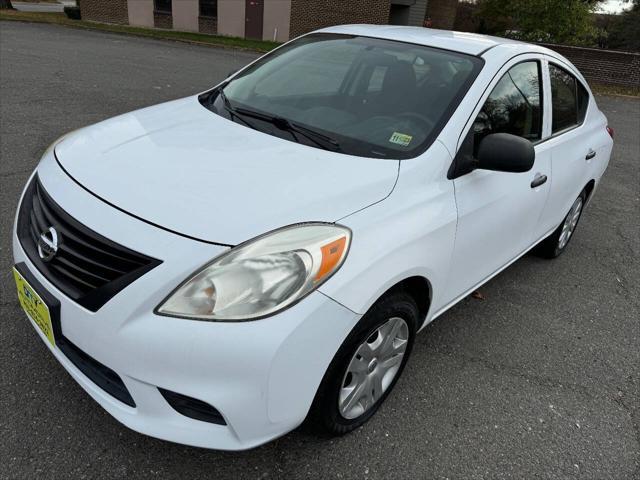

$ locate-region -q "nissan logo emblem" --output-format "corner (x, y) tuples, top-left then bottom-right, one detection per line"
(38, 226), (59, 262)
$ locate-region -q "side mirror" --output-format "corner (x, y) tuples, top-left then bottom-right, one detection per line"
(476, 133), (535, 173)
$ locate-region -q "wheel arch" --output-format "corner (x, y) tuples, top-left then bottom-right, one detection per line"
(584, 179), (596, 202)
(379, 275), (432, 329)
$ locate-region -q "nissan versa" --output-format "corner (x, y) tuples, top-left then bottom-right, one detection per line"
(13, 25), (612, 450)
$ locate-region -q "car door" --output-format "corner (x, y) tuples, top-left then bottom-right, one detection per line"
(444, 57), (553, 302)
(535, 61), (594, 235)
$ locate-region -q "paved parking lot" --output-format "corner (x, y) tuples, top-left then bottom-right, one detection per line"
(1, 22), (638, 479)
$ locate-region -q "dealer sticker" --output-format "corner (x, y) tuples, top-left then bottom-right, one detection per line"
(389, 132), (413, 147)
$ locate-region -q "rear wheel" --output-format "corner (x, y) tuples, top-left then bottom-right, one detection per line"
(307, 292), (418, 435)
(535, 191), (586, 258)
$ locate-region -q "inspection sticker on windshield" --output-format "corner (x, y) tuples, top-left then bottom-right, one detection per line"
(389, 132), (413, 147)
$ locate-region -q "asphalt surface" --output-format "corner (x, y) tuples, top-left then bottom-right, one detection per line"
(1, 22), (639, 480)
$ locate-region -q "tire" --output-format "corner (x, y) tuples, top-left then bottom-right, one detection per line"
(535, 190), (586, 259)
(307, 292), (418, 435)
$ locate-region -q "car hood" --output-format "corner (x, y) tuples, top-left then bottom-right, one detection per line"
(55, 96), (399, 245)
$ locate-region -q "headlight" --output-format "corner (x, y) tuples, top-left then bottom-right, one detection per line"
(156, 223), (351, 321)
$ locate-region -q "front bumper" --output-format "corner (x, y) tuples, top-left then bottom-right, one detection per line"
(12, 152), (360, 450)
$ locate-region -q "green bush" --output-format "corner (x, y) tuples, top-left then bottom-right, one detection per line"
(476, 0), (600, 46)
(63, 6), (80, 20)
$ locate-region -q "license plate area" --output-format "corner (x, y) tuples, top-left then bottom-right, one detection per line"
(12, 263), (136, 407)
(13, 263), (61, 347)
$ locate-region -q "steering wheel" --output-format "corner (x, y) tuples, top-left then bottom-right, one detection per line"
(397, 112), (434, 131)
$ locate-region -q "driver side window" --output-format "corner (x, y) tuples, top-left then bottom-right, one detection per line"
(473, 61), (542, 155)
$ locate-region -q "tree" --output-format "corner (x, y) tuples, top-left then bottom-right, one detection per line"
(607, 0), (640, 51)
(476, 0), (602, 46)
(0, 0), (14, 9)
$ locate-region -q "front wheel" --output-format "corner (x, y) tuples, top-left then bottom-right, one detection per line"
(307, 292), (418, 435)
(535, 191), (586, 258)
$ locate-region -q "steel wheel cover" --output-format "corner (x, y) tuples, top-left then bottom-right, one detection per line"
(338, 316), (409, 420)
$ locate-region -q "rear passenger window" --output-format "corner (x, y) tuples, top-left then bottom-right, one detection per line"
(550, 64), (589, 133)
(577, 79), (589, 123)
(473, 61), (542, 152)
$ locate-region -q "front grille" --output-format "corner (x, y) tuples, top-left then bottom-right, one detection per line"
(17, 175), (161, 311)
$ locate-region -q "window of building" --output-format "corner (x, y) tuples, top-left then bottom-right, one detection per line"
(473, 61), (542, 152)
(154, 0), (172, 14)
(550, 64), (589, 134)
(200, 0), (217, 17)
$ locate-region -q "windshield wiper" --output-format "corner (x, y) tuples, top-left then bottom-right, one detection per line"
(232, 106), (342, 152)
(218, 89), (257, 130)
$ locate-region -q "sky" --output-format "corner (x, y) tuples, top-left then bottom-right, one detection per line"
(597, 0), (633, 13)
(461, 0), (633, 14)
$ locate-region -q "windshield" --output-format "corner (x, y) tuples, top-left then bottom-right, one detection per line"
(201, 33), (483, 159)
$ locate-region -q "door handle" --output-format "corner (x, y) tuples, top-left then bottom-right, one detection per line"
(530, 173), (548, 188)
(585, 149), (596, 160)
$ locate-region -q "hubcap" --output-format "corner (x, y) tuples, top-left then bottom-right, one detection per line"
(558, 197), (583, 250)
(338, 317), (409, 420)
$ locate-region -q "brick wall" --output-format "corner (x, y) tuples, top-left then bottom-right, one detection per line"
(79, 0), (128, 25)
(199, 15), (217, 35)
(542, 43), (640, 88)
(289, 0), (391, 39)
(154, 11), (173, 29)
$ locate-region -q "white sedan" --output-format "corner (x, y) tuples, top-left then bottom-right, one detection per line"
(12, 25), (613, 450)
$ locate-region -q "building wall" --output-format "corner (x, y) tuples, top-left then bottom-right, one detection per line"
(289, 0), (391, 39)
(81, 0), (438, 42)
(173, 0), (199, 32)
(218, 0), (245, 38)
(154, 10), (173, 29)
(407, 0), (428, 27)
(128, 0), (154, 28)
(79, 0), (129, 25)
(263, 0), (291, 42)
(199, 15), (218, 35)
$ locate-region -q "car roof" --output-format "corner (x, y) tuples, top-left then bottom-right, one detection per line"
(317, 24), (550, 57)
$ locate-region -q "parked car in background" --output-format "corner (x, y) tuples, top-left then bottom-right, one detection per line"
(13, 25), (612, 450)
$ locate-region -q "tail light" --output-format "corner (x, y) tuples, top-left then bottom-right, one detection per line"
(606, 126), (614, 139)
